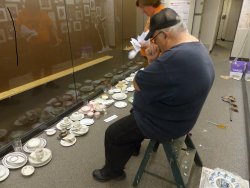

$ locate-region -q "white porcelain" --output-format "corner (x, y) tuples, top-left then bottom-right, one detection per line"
(94, 112), (101, 119)
(56, 118), (73, 130)
(101, 99), (114, 107)
(80, 118), (94, 126)
(114, 101), (128, 108)
(45, 128), (56, 136)
(28, 148), (52, 167)
(101, 94), (109, 100)
(111, 88), (121, 93)
(71, 121), (82, 131)
(60, 137), (77, 147)
(21, 165), (35, 176)
(70, 112), (84, 121)
(2, 152), (27, 169)
(23, 138), (47, 153)
(34, 148), (44, 160)
(79, 106), (91, 114)
(27, 138), (41, 149)
(125, 77), (134, 82)
(112, 93), (127, 100)
(70, 125), (89, 136)
(126, 86), (135, 92)
(0, 165), (9, 182)
(128, 97), (134, 103)
(62, 134), (75, 142)
(87, 111), (94, 118)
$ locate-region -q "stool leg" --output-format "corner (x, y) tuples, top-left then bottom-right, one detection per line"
(133, 140), (158, 187)
(162, 142), (186, 188)
(185, 134), (203, 167)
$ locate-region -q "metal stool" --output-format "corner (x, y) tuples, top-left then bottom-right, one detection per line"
(133, 134), (203, 188)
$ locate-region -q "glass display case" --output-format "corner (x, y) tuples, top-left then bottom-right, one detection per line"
(0, 0), (145, 156)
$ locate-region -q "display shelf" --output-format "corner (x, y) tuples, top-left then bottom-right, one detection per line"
(0, 55), (113, 101)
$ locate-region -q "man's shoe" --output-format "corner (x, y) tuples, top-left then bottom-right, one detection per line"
(92, 168), (126, 182)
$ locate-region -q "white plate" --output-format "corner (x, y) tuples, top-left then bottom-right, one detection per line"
(112, 88), (121, 93)
(126, 86), (135, 92)
(125, 77), (134, 82)
(60, 137), (77, 147)
(69, 113), (84, 121)
(45, 128), (56, 136)
(114, 101), (128, 108)
(28, 148), (52, 167)
(0, 165), (9, 182)
(23, 138), (47, 153)
(80, 118), (94, 126)
(112, 93), (127, 100)
(2, 152), (27, 169)
(21, 165), (35, 176)
(128, 97), (134, 103)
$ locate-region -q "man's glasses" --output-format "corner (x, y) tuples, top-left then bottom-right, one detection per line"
(150, 31), (164, 43)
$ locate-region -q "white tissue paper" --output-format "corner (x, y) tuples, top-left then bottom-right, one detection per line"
(128, 31), (150, 59)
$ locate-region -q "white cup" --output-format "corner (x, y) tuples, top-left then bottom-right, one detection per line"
(35, 148), (44, 160)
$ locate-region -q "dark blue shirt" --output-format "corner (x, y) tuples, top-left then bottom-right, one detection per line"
(133, 42), (215, 141)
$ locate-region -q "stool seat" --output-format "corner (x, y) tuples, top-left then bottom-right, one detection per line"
(133, 134), (202, 188)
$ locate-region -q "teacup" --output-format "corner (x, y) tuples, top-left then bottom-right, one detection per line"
(87, 111), (94, 118)
(71, 112), (80, 119)
(34, 148), (44, 160)
(80, 106), (91, 114)
(27, 138), (40, 149)
(62, 117), (71, 125)
(94, 112), (101, 119)
(72, 121), (81, 131)
(63, 134), (75, 142)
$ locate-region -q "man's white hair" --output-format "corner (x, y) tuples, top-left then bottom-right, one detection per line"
(161, 21), (188, 36)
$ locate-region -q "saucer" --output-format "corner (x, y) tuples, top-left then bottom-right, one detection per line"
(126, 86), (135, 92)
(21, 165), (35, 176)
(114, 101), (128, 108)
(2, 152), (27, 169)
(125, 77), (134, 82)
(112, 88), (121, 93)
(69, 113), (84, 121)
(45, 128), (56, 136)
(80, 118), (94, 126)
(60, 137), (77, 147)
(0, 165), (9, 182)
(23, 138), (47, 153)
(28, 148), (52, 167)
(112, 93), (127, 100)
(56, 119), (73, 130)
(26, 138), (41, 149)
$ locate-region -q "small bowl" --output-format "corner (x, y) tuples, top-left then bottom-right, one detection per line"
(27, 138), (41, 149)
(21, 165), (35, 176)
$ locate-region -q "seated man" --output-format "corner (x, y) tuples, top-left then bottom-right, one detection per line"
(92, 8), (215, 182)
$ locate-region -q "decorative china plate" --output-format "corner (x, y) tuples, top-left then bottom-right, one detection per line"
(2, 152), (27, 169)
(208, 171), (241, 188)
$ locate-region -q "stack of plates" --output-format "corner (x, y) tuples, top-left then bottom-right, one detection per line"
(23, 138), (47, 153)
(0, 165), (9, 182)
(28, 148), (52, 167)
(112, 93), (127, 100)
(2, 152), (27, 169)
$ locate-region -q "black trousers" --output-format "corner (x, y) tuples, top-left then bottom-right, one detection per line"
(104, 113), (146, 174)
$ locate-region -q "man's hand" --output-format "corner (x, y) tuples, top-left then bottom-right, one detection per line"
(145, 44), (160, 64)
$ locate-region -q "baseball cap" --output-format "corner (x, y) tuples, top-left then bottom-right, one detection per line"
(144, 8), (181, 40)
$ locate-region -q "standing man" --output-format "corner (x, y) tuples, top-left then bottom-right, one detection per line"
(92, 8), (215, 182)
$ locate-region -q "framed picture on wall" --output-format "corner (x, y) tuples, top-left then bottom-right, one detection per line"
(39, 0), (52, 10)
(6, 0), (20, 2)
(6, 4), (19, 20)
(83, 0), (90, 3)
(73, 21), (81, 31)
(84, 5), (90, 17)
(96, 6), (101, 17)
(0, 29), (7, 43)
(75, 10), (83, 20)
(90, 0), (95, 11)
(0, 8), (8, 22)
(84, 18), (90, 30)
(66, 0), (74, 5)
(57, 6), (66, 20)
(60, 22), (71, 33)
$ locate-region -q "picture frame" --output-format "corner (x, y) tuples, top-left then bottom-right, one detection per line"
(73, 21), (81, 31)
(66, 0), (74, 5)
(0, 8), (8, 22)
(84, 5), (90, 17)
(57, 6), (66, 20)
(60, 22), (71, 33)
(96, 6), (101, 17)
(39, 0), (52, 10)
(6, 4), (19, 20)
(83, 0), (90, 3)
(90, 0), (95, 11)
(75, 10), (83, 20)
(0, 29), (7, 43)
